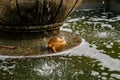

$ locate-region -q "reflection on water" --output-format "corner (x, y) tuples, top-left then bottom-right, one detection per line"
(0, 10), (120, 80)
(63, 10), (120, 59)
(0, 56), (120, 80)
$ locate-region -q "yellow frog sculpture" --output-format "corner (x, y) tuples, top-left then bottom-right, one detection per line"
(48, 37), (67, 52)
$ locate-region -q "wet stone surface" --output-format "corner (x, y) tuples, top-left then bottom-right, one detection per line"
(0, 31), (82, 56)
(0, 0), (82, 32)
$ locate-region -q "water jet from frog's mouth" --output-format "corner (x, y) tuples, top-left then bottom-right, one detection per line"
(0, 30), (82, 58)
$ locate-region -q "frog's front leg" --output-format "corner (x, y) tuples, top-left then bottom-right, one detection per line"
(52, 46), (57, 52)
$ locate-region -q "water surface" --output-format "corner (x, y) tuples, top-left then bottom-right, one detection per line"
(0, 10), (120, 80)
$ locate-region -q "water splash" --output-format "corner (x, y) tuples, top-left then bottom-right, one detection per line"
(69, 39), (120, 71)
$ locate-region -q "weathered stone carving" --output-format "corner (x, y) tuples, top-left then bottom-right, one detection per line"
(0, 0), (82, 32)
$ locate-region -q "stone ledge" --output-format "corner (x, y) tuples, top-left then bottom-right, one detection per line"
(0, 31), (82, 57)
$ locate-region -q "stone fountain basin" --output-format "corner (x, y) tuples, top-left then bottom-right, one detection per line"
(0, 31), (82, 57)
(0, 0), (82, 32)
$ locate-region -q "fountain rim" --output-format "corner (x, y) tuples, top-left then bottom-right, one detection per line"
(0, 39), (83, 59)
(0, 30), (83, 59)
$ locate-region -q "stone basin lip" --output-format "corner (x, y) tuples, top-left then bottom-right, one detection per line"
(0, 43), (82, 59)
(0, 31), (82, 59)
